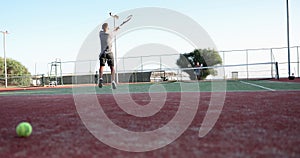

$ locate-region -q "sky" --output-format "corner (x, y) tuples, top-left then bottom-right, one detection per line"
(0, 0), (299, 76)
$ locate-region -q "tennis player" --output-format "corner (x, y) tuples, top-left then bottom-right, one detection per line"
(98, 23), (119, 89)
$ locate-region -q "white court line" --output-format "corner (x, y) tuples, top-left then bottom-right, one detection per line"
(240, 81), (275, 91)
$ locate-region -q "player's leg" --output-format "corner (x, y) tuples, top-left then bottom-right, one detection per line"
(99, 66), (105, 79)
(110, 66), (116, 89)
(99, 54), (106, 88)
(110, 66), (115, 82)
(107, 53), (116, 89)
(98, 66), (105, 88)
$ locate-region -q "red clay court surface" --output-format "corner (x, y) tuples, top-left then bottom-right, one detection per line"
(0, 82), (300, 157)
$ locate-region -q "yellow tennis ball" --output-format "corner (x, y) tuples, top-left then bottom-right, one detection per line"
(16, 122), (32, 137)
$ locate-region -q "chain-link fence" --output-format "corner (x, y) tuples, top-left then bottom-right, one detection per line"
(1, 46), (298, 87)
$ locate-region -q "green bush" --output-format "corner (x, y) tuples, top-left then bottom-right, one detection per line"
(0, 57), (31, 86)
(177, 49), (222, 80)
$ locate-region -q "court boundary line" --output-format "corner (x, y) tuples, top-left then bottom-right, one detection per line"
(4, 81), (300, 96)
(2, 90), (300, 98)
(264, 80), (300, 84)
(240, 81), (275, 91)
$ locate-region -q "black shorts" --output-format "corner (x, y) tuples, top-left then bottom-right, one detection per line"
(99, 52), (114, 66)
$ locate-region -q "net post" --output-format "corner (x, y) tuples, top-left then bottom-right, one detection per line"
(275, 62), (279, 80)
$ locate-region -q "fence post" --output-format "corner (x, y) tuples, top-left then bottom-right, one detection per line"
(177, 69), (179, 82)
(122, 57), (125, 73)
(246, 50), (249, 79)
(74, 61), (77, 84)
(89, 60), (92, 84)
(122, 57), (125, 83)
(160, 56), (162, 72)
(270, 48), (273, 78)
(222, 51), (226, 79)
(297, 46), (299, 78)
(140, 56), (143, 82)
(222, 51), (225, 65)
(60, 61), (63, 85)
(141, 56), (143, 72)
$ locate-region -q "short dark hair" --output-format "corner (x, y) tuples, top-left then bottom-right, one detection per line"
(102, 23), (108, 30)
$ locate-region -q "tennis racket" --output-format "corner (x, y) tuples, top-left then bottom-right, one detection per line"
(119, 15), (133, 27)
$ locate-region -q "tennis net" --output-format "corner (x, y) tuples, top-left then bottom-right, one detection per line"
(144, 62), (279, 82)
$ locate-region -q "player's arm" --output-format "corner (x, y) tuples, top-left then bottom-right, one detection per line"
(109, 27), (120, 38)
(113, 26), (120, 32)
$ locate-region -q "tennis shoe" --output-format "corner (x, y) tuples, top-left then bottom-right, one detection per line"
(98, 78), (103, 88)
(112, 80), (117, 89)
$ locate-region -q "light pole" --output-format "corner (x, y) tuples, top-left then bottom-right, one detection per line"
(110, 12), (119, 83)
(1, 30), (8, 88)
(286, 0), (291, 79)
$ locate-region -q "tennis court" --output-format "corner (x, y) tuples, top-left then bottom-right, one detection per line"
(0, 79), (299, 157)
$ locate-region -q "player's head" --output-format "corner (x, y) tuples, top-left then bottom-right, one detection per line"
(102, 23), (109, 32)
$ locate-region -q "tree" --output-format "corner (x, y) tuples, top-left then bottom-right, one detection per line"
(176, 49), (222, 80)
(0, 57), (31, 86)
